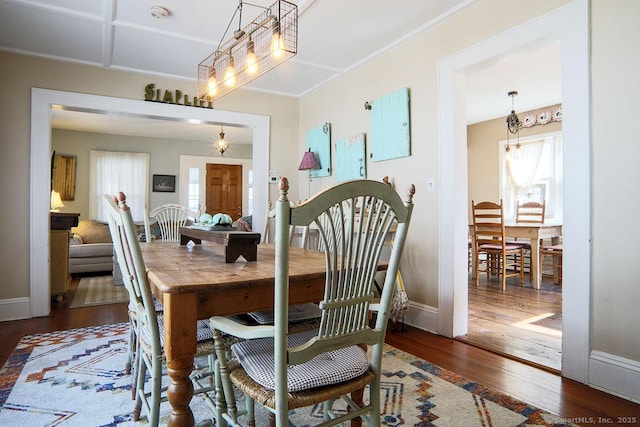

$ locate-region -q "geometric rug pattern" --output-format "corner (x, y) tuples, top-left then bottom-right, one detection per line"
(0, 323), (577, 426)
(69, 276), (128, 308)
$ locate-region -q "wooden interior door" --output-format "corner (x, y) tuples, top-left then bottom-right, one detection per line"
(205, 163), (243, 219)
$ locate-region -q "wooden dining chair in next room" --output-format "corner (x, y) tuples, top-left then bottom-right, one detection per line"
(515, 200), (546, 224)
(540, 243), (563, 285)
(512, 200), (546, 273)
(472, 199), (525, 290)
(103, 193), (217, 427)
(209, 178), (414, 426)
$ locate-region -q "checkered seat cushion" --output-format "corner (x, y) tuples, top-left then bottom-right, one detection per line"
(141, 315), (213, 347)
(230, 329), (369, 392)
(247, 303), (322, 325)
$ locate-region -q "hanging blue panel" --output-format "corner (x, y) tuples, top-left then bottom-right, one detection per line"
(306, 123), (331, 178)
(336, 133), (366, 182)
(369, 87), (411, 162)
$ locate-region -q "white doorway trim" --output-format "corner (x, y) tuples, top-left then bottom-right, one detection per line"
(437, 0), (590, 382)
(30, 89), (270, 318)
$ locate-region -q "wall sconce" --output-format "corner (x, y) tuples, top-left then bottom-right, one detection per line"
(298, 148), (320, 198)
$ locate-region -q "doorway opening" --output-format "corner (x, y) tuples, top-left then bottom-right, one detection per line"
(437, 0), (590, 382)
(30, 89), (270, 319)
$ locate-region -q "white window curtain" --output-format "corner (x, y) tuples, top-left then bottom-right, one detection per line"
(505, 139), (545, 201)
(89, 150), (149, 222)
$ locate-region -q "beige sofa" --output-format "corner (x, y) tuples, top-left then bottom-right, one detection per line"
(69, 220), (114, 274)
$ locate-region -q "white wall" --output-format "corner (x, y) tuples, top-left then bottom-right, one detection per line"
(588, 0), (640, 400)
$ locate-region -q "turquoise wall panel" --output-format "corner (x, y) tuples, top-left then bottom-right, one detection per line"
(306, 123), (331, 177)
(336, 133), (366, 182)
(370, 87), (411, 162)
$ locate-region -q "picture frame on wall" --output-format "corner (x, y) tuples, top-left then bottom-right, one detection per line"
(152, 174), (176, 192)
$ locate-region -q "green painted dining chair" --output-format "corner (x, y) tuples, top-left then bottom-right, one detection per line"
(103, 193), (216, 426)
(210, 178), (415, 426)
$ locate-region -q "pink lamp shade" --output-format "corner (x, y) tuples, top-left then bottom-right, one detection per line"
(298, 149), (320, 171)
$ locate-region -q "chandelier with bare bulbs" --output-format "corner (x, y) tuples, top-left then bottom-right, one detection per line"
(197, 0), (298, 102)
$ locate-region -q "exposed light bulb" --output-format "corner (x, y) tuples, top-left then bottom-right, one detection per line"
(271, 32), (285, 58)
(271, 19), (284, 59)
(207, 72), (218, 97)
(224, 56), (236, 88)
(245, 39), (258, 75)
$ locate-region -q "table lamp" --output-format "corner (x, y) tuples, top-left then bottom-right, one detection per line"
(50, 190), (65, 212)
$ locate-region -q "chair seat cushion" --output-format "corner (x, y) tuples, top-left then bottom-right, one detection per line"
(480, 243), (522, 251)
(247, 303), (322, 325)
(231, 329), (369, 392)
(140, 315), (213, 347)
(505, 239), (531, 248)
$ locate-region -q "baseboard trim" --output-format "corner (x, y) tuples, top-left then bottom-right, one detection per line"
(403, 301), (439, 333)
(0, 297), (32, 321)
(589, 350), (640, 404)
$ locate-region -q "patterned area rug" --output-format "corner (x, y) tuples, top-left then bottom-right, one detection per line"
(0, 324), (577, 426)
(69, 276), (128, 308)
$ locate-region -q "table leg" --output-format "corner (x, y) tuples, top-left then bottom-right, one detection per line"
(164, 292), (198, 427)
(530, 238), (541, 289)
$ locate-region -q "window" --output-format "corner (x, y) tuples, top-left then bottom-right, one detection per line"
(187, 167), (200, 214)
(499, 131), (562, 221)
(89, 150), (150, 222)
(247, 169), (254, 215)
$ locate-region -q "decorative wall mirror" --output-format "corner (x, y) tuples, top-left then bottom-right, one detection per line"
(52, 154), (77, 200)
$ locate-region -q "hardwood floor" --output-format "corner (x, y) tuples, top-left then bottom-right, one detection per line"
(461, 273), (562, 372)
(2, 277), (639, 425)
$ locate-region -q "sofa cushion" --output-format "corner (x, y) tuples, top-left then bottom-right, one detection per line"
(69, 243), (114, 258)
(71, 220), (112, 244)
(69, 260), (113, 274)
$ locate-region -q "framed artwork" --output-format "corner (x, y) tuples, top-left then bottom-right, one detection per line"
(152, 174), (176, 192)
(52, 154), (77, 200)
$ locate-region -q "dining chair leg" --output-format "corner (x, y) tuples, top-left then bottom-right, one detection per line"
(349, 388), (365, 427)
(519, 249), (525, 285)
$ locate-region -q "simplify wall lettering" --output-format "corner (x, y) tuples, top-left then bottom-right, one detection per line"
(144, 84), (213, 109)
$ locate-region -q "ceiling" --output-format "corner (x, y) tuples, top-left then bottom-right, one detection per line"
(0, 0), (561, 141)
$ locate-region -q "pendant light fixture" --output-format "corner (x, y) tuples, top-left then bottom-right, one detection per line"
(197, 0), (298, 103)
(505, 90), (521, 153)
(214, 127), (230, 155)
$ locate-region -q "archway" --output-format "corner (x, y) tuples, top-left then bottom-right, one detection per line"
(30, 89), (270, 317)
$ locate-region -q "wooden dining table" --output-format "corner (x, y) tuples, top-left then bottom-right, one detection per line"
(139, 240), (360, 426)
(469, 223), (563, 289)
